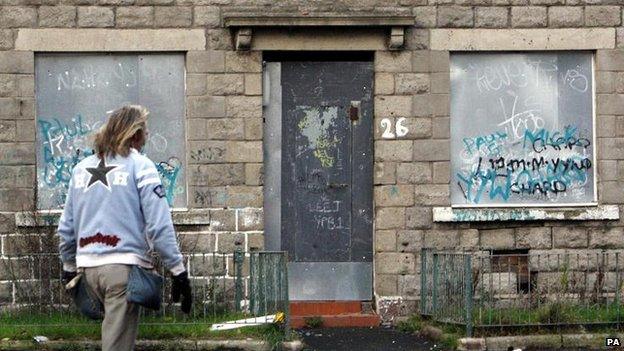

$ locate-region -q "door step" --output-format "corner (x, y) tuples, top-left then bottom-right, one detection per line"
(289, 301), (380, 328)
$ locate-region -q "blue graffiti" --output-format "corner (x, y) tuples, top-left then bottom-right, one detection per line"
(155, 158), (182, 206)
(523, 125), (591, 153)
(462, 131), (508, 156)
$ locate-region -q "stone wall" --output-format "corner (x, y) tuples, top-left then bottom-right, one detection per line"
(2, 0), (624, 318)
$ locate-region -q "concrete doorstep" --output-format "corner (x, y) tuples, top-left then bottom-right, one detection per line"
(458, 333), (623, 351)
(0, 338), (304, 351)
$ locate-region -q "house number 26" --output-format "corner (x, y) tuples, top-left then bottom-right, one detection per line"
(381, 117), (409, 139)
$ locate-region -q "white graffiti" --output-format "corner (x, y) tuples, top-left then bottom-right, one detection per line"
(380, 117), (409, 139)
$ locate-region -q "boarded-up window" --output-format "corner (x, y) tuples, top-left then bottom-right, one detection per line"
(35, 53), (186, 209)
(450, 52), (595, 206)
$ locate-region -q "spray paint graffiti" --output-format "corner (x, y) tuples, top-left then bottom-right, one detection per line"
(297, 106), (339, 168)
(38, 114), (183, 208)
(456, 125), (592, 204)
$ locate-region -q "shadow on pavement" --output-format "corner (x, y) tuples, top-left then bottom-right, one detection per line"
(296, 327), (436, 351)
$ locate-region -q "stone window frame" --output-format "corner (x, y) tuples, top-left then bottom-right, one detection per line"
(14, 28), (209, 227)
(431, 28), (620, 222)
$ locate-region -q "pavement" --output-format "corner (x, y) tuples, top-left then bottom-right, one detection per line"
(296, 327), (436, 351)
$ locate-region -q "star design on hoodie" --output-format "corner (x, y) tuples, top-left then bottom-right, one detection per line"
(85, 158), (120, 191)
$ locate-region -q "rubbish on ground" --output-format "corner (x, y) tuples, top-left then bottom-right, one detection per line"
(210, 312), (285, 331)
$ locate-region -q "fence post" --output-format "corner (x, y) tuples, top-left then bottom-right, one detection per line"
(464, 254), (473, 337)
(421, 248), (427, 315)
(283, 251), (291, 340)
(432, 253), (439, 318)
(234, 249), (244, 312)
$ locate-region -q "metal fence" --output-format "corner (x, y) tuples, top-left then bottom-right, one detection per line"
(421, 248), (624, 336)
(0, 250), (289, 335)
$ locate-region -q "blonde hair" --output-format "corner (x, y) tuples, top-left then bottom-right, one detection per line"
(93, 105), (149, 159)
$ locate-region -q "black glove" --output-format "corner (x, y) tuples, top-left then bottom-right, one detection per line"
(171, 271), (192, 314)
(62, 270), (77, 287)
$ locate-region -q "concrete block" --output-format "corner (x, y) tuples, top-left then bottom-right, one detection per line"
(225, 96), (262, 118)
(0, 52), (33, 74)
(188, 164), (245, 186)
(225, 141), (262, 162)
(406, 207), (432, 229)
(206, 118), (245, 140)
(186, 74), (207, 96)
(116, 7), (154, 28)
(375, 252), (416, 274)
(39, 6), (76, 28)
(437, 6), (474, 28)
(397, 230), (423, 253)
(585, 6), (621, 27)
(194, 6), (220, 28)
(225, 51), (262, 73)
(375, 73), (394, 95)
(552, 227), (588, 248)
(414, 184), (450, 205)
(375, 140), (413, 161)
(480, 228), (515, 249)
(548, 6), (583, 27)
(589, 227), (624, 249)
(375, 230), (397, 252)
(511, 6), (547, 28)
(244, 73), (261, 96)
(237, 208), (263, 231)
(413, 140), (450, 161)
(375, 96), (412, 118)
(188, 96), (225, 118)
(516, 227), (552, 249)
(375, 207), (405, 230)
(375, 51), (412, 73)
(423, 229), (459, 249)
(374, 162), (396, 185)
(187, 50), (225, 73)
(413, 6), (437, 28)
(244, 163), (263, 185)
(395, 73), (429, 94)
(0, 7), (37, 28)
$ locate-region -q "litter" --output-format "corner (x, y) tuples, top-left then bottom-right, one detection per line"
(210, 312), (285, 331)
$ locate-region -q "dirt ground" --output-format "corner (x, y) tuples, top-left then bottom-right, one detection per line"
(296, 327), (437, 351)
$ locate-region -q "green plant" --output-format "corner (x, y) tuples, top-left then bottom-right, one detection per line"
(397, 315), (423, 333)
(303, 316), (323, 328)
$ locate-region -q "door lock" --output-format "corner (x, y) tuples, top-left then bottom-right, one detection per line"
(349, 101), (361, 123)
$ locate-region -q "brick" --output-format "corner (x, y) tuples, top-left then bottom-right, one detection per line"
(375, 185), (415, 206)
(0, 189), (34, 211)
(395, 73), (429, 94)
(375, 140), (412, 161)
(0, 7), (37, 28)
(437, 6), (474, 28)
(0, 52), (34, 74)
(0, 213), (15, 233)
(244, 74), (261, 96)
(375, 274), (398, 295)
(480, 229), (515, 249)
(0, 121), (16, 142)
(375, 207), (405, 230)
(0, 258), (31, 280)
(209, 209), (236, 231)
(398, 274), (420, 298)
(412, 51), (431, 73)
(599, 160), (618, 181)
(19, 98), (34, 119)
(548, 6), (583, 27)
(375, 51), (412, 73)
(405, 28), (429, 50)
(412, 95), (432, 117)
(16, 119), (34, 141)
(403, 118), (432, 139)
(375, 253), (415, 274)
(475, 7), (509, 28)
(39, 6), (76, 27)
(77, 6), (114, 27)
(406, 207), (432, 229)
(225, 141), (262, 162)
(2, 235), (40, 255)
(589, 227), (624, 249)
(430, 51), (450, 73)
(397, 230), (423, 253)
(188, 164), (244, 186)
(598, 115), (616, 137)
(374, 162), (396, 184)
(0, 166), (34, 188)
(460, 229), (479, 249)
(375, 96), (412, 117)
(414, 184), (450, 205)
(206, 119), (245, 140)
(154, 6), (192, 27)
(0, 282), (11, 304)
(424, 230), (459, 249)
(597, 50), (624, 71)
(226, 96), (262, 118)
(598, 138), (624, 159)
(375, 230), (397, 252)
(396, 162), (431, 184)
(432, 117), (450, 139)
(432, 161), (450, 184)
(194, 6), (220, 27)
(189, 255), (226, 276)
(238, 208), (263, 231)
(375, 73), (394, 95)
(430, 72), (450, 94)
(116, 7), (154, 28)
(413, 140), (450, 161)
(511, 6), (547, 28)
(187, 51), (225, 73)
(187, 118), (207, 140)
(17, 76), (33, 97)
(516, 227), (552, 249)
(206, 74), (244, 95)
(186, 74), (207, 96)
(179, 234), (215, 253)
(218, 232), (246, 253)
(188, 96), (225, 118)
(248, 232), (263, 251)
(0, 30), (14, 51)
(431, 94), (450, 116)
(207, 28), (233, 51)
(596, 72), (616, 94)
(223, 186), (262, 207)
(553, 227), (588, 248)
(244, 163), (263, 185)
(225, 51), (262, 73)
(585, 6), (621, 27)
(413, 6), (437, 28)
(244, 118), (262, 140)
(0, 143), (35, 165)
(599, 181), (624, 204)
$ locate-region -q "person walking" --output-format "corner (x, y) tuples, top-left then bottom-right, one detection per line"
(57, 105), (192, 351)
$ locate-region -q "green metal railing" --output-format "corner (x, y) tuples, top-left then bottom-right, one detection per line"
(0, 250), (289, 335)
(421, 249), (624, 337)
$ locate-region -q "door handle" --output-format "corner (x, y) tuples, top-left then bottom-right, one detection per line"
(328, 183), (348, 189)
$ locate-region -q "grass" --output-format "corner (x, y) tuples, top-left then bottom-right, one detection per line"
(397, 314), (460, 350)
(475, 302), (624, 326)
(0, 310), (288, 346)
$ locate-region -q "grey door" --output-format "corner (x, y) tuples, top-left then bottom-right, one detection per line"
(264, 58), (374, 301)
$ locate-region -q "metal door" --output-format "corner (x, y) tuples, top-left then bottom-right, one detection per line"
(263, 58), (374, 300)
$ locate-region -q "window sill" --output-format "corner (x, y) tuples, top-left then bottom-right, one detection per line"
(433, 205), (620, 222)
(15, 209), (211, 227)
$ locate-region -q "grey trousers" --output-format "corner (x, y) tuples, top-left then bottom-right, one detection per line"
(83, 264), (140, 351)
